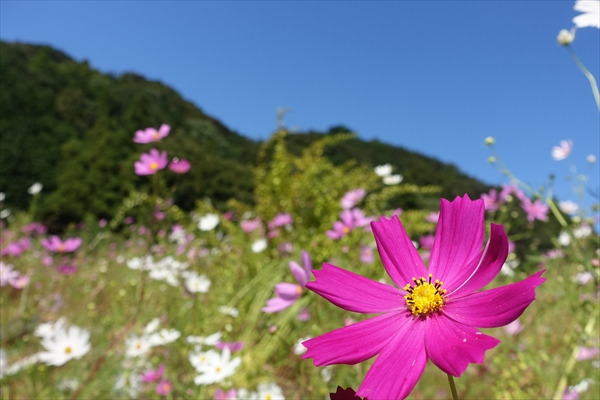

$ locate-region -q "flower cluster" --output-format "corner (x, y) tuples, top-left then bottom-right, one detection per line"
(132, 124), (191, 176)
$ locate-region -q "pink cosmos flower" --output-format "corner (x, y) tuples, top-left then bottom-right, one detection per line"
(21, 222), (47, 236)
(134, 149), (168, 176)
(168, 158), (191, 174)
(57, 264), (77, 275)
(141, 364), (165, 382)
(268, 213), (293, 229)
(133, 124), (171, 143)
(216, 340), (245, 352)
(341, 189), (367, 210)
(499, 183), (527, 203)
(214, 389), (237, 400)
(521, 198), (549, 223)
(327, 209), (372, 240)
(1, 237), (31, 256)
(302, 195), (545, 399)
(155, 379), (173, 396)
(41, 236), (82, 253)
(480, 189), (502, 212)
(241, 217), (262, 233)
(263, 250), (312, 313)
(552, 139), (573, 161)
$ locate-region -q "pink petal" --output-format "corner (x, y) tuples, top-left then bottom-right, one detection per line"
(424, 315), (500, 376)
(290, 261), (309, 287)
(371, 216), (427, 288)
(262, 296), (295, 313)
(428, 195), (485, 286)
(357, 319), (427, 400)
(445, 223), (509, 296)
(444, 270), (545, 328)
(306, 263), (403, 313)
(303, 311), (407, 366)
(274, 282), (302, 301)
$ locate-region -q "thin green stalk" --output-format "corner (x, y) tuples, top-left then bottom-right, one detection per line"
(567, 45), (600, 112)
(447, 373), (459, 400)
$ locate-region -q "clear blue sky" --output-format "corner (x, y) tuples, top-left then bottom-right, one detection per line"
(1, 0), (599, 211)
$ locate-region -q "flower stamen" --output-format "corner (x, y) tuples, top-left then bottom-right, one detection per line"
(403, 274), (446, 317)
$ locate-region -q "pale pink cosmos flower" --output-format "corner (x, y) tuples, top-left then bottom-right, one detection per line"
(341, 189), (367, 210)
(168, 158), (191, 174)
(577, 346), (599, 360)
(480, 189), (502, 212)
(41, 236), (82, 253)
(133, 124), (171, 143)
(521, 198), (549, 223)
(552, 139), (574, 161)
(302, 195), (544, 399)
(140, 364), (165, 382)
(0, 262), (20, 286)
(263, 251), (312, 313)
(134, 149), (168, 176)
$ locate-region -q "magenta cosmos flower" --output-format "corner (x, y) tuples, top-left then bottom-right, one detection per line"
(303, 195), (545, 399)
(263, 250), (312, 313)
(41, 236), (82, 253)
(133, 124), (171, 143)
(134, 149), (168, 176)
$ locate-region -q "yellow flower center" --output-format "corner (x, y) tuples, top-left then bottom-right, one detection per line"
(150, 162), (158, 170)
(342, 226), (351, 234)
(403, 274), (446, 317)
(64, 346), (72, 354)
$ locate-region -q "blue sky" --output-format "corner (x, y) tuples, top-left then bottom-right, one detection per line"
(1, 0), (599, 211)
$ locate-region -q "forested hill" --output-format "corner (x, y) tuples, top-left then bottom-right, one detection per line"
(0, 41), (489, 227)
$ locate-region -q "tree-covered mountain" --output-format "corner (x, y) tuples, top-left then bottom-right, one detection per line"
(0, 41), (489, 228)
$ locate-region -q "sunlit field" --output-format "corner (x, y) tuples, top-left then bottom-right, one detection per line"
(1, 127), (598, 400)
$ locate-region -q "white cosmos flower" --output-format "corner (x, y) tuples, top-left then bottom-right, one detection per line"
(219, 306), (239, 317)
(558, 200), (579, 215)
(183, 271), (211, 293)
(38, 325), (91, 366)
(573, 0), (600, 28)
(374, 163), (392, 177)
(192, 348), (241, 385)
(148, 328), (180, 346)
(383, 174), (403, 185)
(293, 336), (311, 355)
(557, 28), (576, 45)
(189, 349), (221, 372)
(551, 139), (573, 160)
(251, 239), (267, 253)
(186, 332), (222, 346)
(143, 318), (161, 334)
(254, 382), (286, 399)
(198, 213), (219, 231)
(125, 334), (152, 358)
(27, 182), (43, 195)
(558, 231), (572, 246)
(35, 317), (68, 339)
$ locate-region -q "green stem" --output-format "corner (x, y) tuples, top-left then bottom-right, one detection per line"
(567, 45), (600, 112)
(447, 373), (459, 400)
